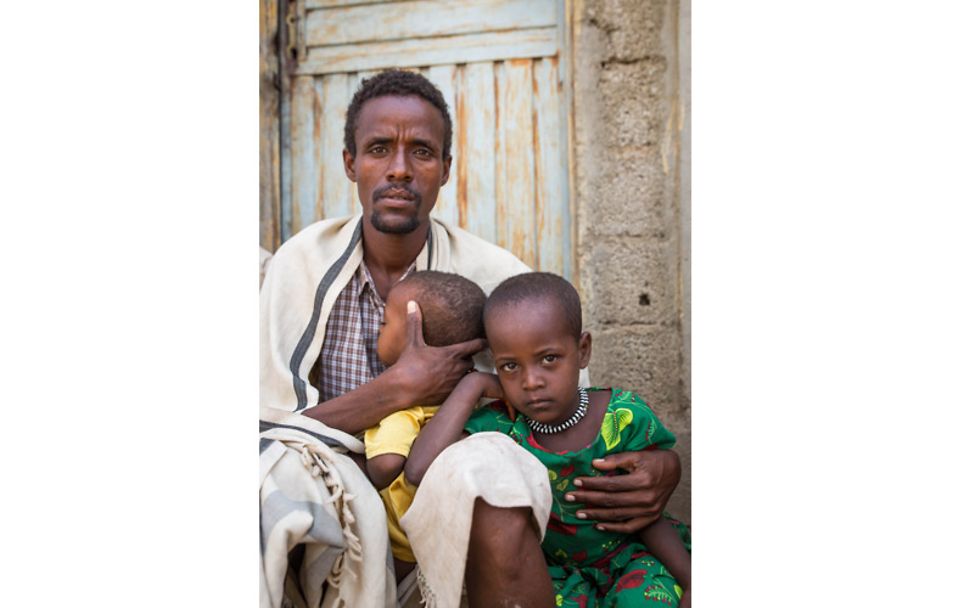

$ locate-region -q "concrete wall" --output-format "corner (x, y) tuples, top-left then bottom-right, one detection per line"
(572, 0), (690, 523)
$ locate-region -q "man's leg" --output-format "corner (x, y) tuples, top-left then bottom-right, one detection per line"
(465, 499), (554, 608)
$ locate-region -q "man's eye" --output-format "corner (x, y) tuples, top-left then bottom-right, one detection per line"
(369, 146), (387, 154)
(414, 148), (432, 158)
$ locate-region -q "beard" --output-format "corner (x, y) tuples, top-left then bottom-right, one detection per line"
(370, 208), (421, 234)
(370, 185), (424, 234)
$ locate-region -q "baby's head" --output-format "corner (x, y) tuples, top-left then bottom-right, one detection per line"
(483, 272), (592, 425)
(377, 270), (487, 366)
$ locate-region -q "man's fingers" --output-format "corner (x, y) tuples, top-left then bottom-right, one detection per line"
(590, 453), (638, 473)
(564, 488), (651, 509)
(571, 471), (649, 493)
(448, 337), (487, 359)
(574, 506), (652, 522)
(404, 300), (427, 347)
(589, 516), (657, 535)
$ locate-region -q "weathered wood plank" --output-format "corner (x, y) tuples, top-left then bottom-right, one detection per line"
(290, 76), (319, 235)
(259, 0), (281, 251)
(496, 59), (536, 269)
(533, 56), (568, 277)
(295, 27), (557, 75)
(426, 64), (459, 227)
(457, 61), (496, 241)
(322, 73), (353, 219)
(307, 0), (408, 8)
(306, 0), (557, 48)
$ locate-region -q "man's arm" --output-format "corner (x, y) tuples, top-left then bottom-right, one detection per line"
(566, 449), (681, 532)
(301, 300), (486, 435)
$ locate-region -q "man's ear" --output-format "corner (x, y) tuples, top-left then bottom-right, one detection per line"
(578, 331), (592, 369)
(343, 149), (356, 181)
(440, 154), (452, 186)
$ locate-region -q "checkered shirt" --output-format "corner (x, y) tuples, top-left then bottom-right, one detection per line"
(317, 260), (416, 402)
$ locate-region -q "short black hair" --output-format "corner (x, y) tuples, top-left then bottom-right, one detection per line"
(484, 272), (583, 338)
(397, 271), (485, 346)
(344, 70), (453, 160)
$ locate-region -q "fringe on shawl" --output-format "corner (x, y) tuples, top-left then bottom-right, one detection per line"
(293, 442), (364, 590)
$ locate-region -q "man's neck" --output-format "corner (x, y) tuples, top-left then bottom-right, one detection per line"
(362, 221), (429, 300)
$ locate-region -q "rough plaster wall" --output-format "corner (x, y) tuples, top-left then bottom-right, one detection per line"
(574, 0), (690, 523)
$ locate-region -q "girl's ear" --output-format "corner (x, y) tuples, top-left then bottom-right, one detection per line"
(578, 331), (592, 369)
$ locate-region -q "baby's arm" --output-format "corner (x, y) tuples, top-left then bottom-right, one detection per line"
(364, 409), (423, 490)
(404, 372), (503, 486)
(639, 519), (690, 603)
(366, 454), (406, 490)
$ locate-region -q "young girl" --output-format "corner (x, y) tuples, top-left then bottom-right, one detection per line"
(405, 272), (691, 607)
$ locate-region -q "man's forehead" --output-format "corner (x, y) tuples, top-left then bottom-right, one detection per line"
(356, 95), (444, 137)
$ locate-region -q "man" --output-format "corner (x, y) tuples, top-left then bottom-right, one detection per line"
(259, 70), (681, 608)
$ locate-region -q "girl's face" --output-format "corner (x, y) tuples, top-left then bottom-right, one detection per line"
(485, 297), (591, 426)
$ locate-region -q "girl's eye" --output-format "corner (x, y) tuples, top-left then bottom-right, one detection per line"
(542, 354), (558, 363)
(500, 362), (518, 372)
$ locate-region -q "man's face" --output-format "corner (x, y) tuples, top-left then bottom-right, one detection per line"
(344, 95), (452, 235)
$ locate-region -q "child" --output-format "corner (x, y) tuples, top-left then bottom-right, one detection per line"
(406, 272), (691, 607)
(363, 270), (487, 581)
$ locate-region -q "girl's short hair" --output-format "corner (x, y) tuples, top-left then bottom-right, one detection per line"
(484, 272), (582, 338)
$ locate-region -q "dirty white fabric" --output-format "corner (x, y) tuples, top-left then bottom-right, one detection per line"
(259, 407), (395, 608)
(401, 433), (553, 608)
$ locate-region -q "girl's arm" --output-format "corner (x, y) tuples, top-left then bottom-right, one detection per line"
(639, 518), (691, 601)
(404, 372), (503, 486)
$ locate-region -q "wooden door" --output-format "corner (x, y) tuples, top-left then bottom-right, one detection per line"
(277, 0), (575, 280)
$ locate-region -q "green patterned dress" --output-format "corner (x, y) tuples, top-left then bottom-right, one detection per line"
(464, 388), (691, 607)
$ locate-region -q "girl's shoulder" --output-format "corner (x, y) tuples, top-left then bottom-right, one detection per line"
(588, 387), (656, 415)
(589, 387), (674, 452)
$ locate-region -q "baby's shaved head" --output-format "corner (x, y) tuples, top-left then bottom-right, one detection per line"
(396, 271), (486, 346)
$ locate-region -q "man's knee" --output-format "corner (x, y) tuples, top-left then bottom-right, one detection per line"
(469, 499), (540, 570)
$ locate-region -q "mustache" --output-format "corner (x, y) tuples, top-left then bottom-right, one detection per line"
(373, 184), (421, 204)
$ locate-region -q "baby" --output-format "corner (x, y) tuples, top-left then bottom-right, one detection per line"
(364, 270), (487, 580)
(406, 272), (691, 607)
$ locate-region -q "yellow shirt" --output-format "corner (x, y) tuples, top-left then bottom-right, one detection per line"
(363, 405), (439, 562)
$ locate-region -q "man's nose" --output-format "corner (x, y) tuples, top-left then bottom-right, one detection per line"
(386, 147), (412, 182)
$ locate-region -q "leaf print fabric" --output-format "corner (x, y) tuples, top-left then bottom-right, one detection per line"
(464, 388), (688, 606)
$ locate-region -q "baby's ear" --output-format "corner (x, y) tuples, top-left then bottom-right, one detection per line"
(578, 331), (592, 369)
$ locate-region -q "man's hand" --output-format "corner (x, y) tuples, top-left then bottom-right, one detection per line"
(565, 449), (681, 533)
(388, 300), (487, 405)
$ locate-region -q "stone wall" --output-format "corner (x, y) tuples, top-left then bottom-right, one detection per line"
(572, 0), (690, 523)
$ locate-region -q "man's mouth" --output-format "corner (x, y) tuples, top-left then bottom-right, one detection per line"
(374, 186), (418, 204)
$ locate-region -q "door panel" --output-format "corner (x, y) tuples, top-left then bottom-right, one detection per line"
(280, 0), (574, 279)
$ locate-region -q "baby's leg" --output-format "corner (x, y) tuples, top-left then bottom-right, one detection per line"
(606, 552), (683, 607)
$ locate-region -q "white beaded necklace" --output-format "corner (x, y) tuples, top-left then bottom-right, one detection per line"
(526, 388), (589, 435)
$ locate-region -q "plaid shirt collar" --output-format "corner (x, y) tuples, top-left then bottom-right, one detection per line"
(356, 258), (416, 309)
